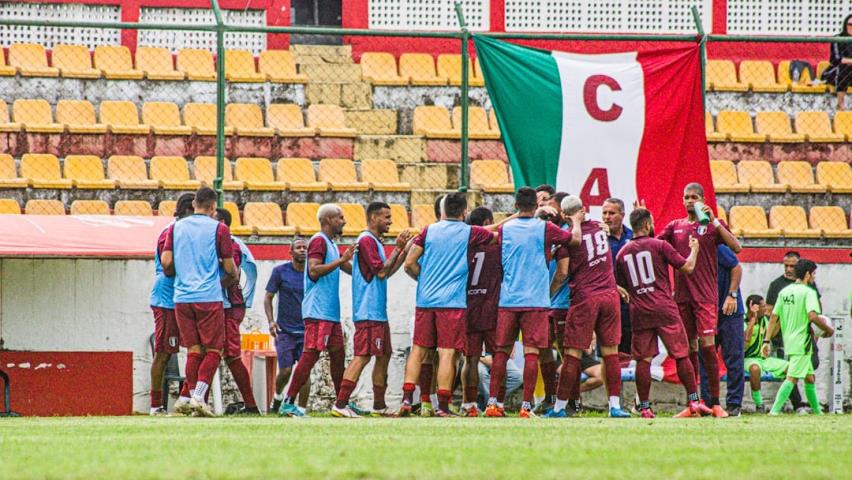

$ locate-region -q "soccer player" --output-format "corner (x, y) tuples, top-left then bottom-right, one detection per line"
(657, 183), (741, 418)
(487, 187), (581, 418)
(399, 192), (495, 417)
(266, 239), (310, 414)
(162, 187), (238, 417)
(614, 208), (710, 418)
(148, 193), (194, 415)
(764, 259), (833, 416)
(215, 208), (259, 415)
(278, 204), (356, 417)
(743, 295), (787, 412)
(602, 198), (633, 355)
(332, 202), (411, 418)
(460, 206), (501, 417)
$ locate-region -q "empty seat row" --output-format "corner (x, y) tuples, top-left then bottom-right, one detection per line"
(711, 160), (852, 194)
(360, 52), (485, 87)
(0, 99), (355, 137)
(723, 205), (852, 238)
(0, 43), (306, 83)
(705, 110), (852, 143)
(413, 105), (500, 139)
(706, 59), (837, 93)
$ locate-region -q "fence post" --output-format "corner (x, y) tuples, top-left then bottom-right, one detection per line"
(691, 5), (706, 110)
(455, 2), (470, 193)
(212, 0), (226, 208)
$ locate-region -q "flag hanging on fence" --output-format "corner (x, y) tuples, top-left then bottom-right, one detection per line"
(474, 35), (714, 226)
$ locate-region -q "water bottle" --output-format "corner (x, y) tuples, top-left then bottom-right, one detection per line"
(694, 201), (711, 225)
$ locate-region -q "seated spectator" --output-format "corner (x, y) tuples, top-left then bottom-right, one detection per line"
(477, 347), (523, 411)
(744, 295), (788, 412)
(828, 14), (852, 110)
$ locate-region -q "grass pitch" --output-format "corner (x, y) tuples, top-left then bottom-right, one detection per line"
(1, 415), (850, 479)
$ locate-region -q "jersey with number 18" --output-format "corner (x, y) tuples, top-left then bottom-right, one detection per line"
(566, 220), (616, 303)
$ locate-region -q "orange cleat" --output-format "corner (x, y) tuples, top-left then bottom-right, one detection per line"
(397, 402), (412, 417)
(461, 405), (480, 417)
(484, 404), (506, 418)
(519, 407), (537, 419)
(711, 405), (729, 418)
(690, 401), (714, 416)
(674, 406), (699, 418)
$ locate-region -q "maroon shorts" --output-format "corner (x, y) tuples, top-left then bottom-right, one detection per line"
(353, 321), (392, 357)
(677, 301), (717, 339)
(152, 306), (180, 354)
(549, 308), (569, 347)
(413, 308), (466, 351)
(495, 308), (550, 349)
(632, 321), (690, 360)
(464, 329), (497, 358)
(175, 302), (225, 350)
(563, 290), (621, 350)
(303, 319), (344, 352)
(224, 306), (246, 358)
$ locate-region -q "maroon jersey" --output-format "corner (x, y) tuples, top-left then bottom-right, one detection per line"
(615, 236), (686, 329)
(466, 242), (501, 332)
(226, 238), (244, 306)
(566, 221), (617, 303)
(657, 218), (724, 305)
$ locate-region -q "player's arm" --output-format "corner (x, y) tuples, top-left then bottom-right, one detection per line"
(220, 257), (238, 288)
(744, 317), (755, 344)
(161, 250), (175, 277)
(762, 313), (779, 357)
(484, 212), (518, 232)
(550, 256), (569, 297)
(566, 210), (584, 246)
(377, 230), (413, 280)
(677, 236), (700, 274)
(722, 263), (743, 316)
(404, 244), (423, 280)
(809, 310), (834, 337)
(217, 225), (238, 287)
(703, 204), (742, 253)
(308, 244), (356, 280)
(264, 291), (279, 336)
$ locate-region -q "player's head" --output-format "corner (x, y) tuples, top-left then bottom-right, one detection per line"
(560, 195), (584, 223)
(367, 201), (392, 235)
(467, 206), (493, 227)
(291, 238), (307, 264)
(549, 191), (569, 224)
(602, 197), (625, 228)
(433, 194), (445, 221)
(746, 294), (765, 316)
(783, 251), (800, 279)
(443, 192), (467, 220)
(515, 187), (538, 214)
(175, 193), (195, 219)
(193, 186), (217, 215)
(794, 258), (817, 284)
(535, 184), (555, 207)
(629, 208), (654, 237)
(318, 203), (345, 236)
(683, 182), (705, 214)
(215, 207), (231, 227)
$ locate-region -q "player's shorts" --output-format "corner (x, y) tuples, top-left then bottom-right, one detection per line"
(785, 353), (814, 379)
(580, 351), (600, 371)
(353, 321), (392, 357)
(413, 308), (466, 351)
(175, 302), (225, 350)
(303, 319), (344, 352)
(744, 356), (788, 380)
(563, 290), (621, 350)
(275, 330), (304, 370)
(464, 329), (497, 358)
(151, 306), (179, 354)
(496, 308), (550, 349)
(224, 306), (246, 358)
(549, 308), (569, 347)
(631, 321), (690, 360)
(677, 301), (717, 339)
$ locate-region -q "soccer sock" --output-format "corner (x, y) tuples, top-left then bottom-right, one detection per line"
(675, 356), (698, 397)
(488, 351), (510, 404)
(286, 350), (319, 400)
(689, 351), (701, 389)
(770, 380), (796, 415)
(150, 390), (162, 409)
(751, 389), (763, 407)
(437, 389), (451, 412)
(700, 346), (721, 405)
(197, 351), (221, 386)
(804, 383), (821, 415)
(402, 382), (415, 404)
(463, 385), (478, 404)
(522, 353), (539, 404)
(179, 382), (191, 400)
(335, 379), (357, 409)
(553, 398), (568, 413)
(184, 352), (203, 394)
(556, 355), (582, 402)
(540, 359), (557, 402)
(373, 384), (387, 411)
(418, 363), (434, 402)
(602, 354), (622, 398)
(227, 358), (256, 408)
(329, 349), (345, 394)
(635, 360), (652, 403)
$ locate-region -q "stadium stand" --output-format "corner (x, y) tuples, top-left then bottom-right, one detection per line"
(94, 45), (143, 80)
(9, 43), (58, 77)
(70, 199), (110, 215)
(738, 60), (787, 93)
(387, 203), (411, 236)
(705, 60), (747, 91)
(360, 52), (408, 85)
(177, 48), (216, 81)
(149, 156), (200, 190)
(257, 50), (307, 83)
(266, 104), (315, 136)
(794, 111), (845, 142)
(114, 200), (153, 216)
(184, 103), (235, 135)
(242, 202), (295, 236)
(100, 101), (150, 134)
(0, 198), (21, 214)
(52, 44), (100, 79)
(776, 161), (826, 193)
(226, 104), (275, 137)
(339, 203), (367, 236)
(107, 155), (159, 189)
(470, 160), (515, 193)
(0, 100), (19, 132)
(135, 47), (185, 81)
(234, 157), (286, 191)
(361, 159), (411, 191)
(276, 157), (328, 191)
(57, 100), (108, 134)
(64, 155), (116, 189)
(25, 199), (65, 215)
(834, 111), (852, 140)
(194, 156), (243, 190)
(452, 106), (500, 139)
(223, 201), (253, 236)
(307, 105), (357, 137)
(755, 111), (805, 143)
(399, 53), (446, 85)
(769, 205), (821, 238)
(0, 49), (17, 76)
(142, 102), (193, 135)
(709, 160), (749, 193)
(13, 99), (63, 133)
(20, 154), (72, 188)
(285, 202), (321, 235)
(413, 105), (456, 138)
(728, 206), (781, 237)
(0, 154), (27, 188)
(715, 110), (765, 142)
(411, 204), (436, 229)
(319, 158), (370, 191)
(437, 54), (483, 87)
(705, 113), (726, 142)
(816, 161), (852, 193)
(737, 160), (787, 193)
(157, 200), (176, 217)
(809, 206), (852, 238)
(777, 60), (827, 93)
(225, 49), (266, 83)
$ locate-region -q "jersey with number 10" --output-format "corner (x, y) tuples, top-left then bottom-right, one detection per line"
(466, 242), (501, 332)
(615, 236), (686, 329)
(567, 221), (616, 303)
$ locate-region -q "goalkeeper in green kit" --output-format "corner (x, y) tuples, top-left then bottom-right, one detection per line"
(763, 259), (834, 415)
(744, 295), (788, 412)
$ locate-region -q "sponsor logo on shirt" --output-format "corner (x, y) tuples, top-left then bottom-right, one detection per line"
(468, 288), (488, 295)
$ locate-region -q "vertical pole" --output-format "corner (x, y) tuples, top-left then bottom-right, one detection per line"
(691, 5), (707, 110)
(455, 2), (469, 193)
(212, 0), (225, 208)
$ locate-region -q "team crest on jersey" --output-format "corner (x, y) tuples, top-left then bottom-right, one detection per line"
(696, 225), (707, 236)
(375, 338), (383, 350)
(168, 336), (178, 348)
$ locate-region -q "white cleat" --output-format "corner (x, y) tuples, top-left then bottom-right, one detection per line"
(149, 406), (168, 416)
(173, 397), (193, 416)
(331, 405), (361, 418)
(190, 397), (216, 417)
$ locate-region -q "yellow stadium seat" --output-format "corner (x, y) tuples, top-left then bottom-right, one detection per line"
(795, 111), (844, 142)
(816, 161), (852, 193)
(728, 206), (780, 237)
(193, 156), (244, 190)
(114, 200), (153, 216)
(339, 203), (367, 236)
(487, 109), (500, 136)
(474, 57), (486, 87)
(307, 105), (357, 137)
(9, 43), (58, 77)
(318, 158), (369, 191)
(226, 104), (275, 137)
(184, 103), (234, 135)
(471, 159), (515, 193)
(705, 112), (726, 142)
(0, 99), (21, 133)
(777, 60), (827, 93)
(142, 102), (192, 135)
(411, 204), (436, 229)
(52, 44), (100, 79)
(0, 49), (17, 76)
(100, 101), (150, 135)
(361, 159), (411, 191)
(387, 204), (411, 237)
(739, 61), (787, 93)
(452, 106), (500, 140)
(25, 199), (65, 215)
(150, 156), (201, 190)
(13, 99), (64, 133)
(399, 53), (446, 86)
(222, 201), (252, 236)
(94, 45), (143, 80)
(276, 157), (328, 191)
(360, 52), (407, 86)
(709, 160), (748, 193)
(705, 60), (746, 92)
(235, 157), (286, 191)
(70, 199), (110, 216)
(242, 202), (295, 236)
(776, 161), (825, 193)
(56, 100), (107, 134)
(107, 155), (159, 189)
(158, 200), (176, 217)
(267, 104), (315, 136)
(0, 153), (27, 188)
(0, 198), (21, 214)
(737, 160), (787, 193)
(715, 110), (765, 142)
(225, 49), (265, 82)
(755, 111), (804, 143)
(135, 47), (184, 81)
(64, 155), (116, 189)
(809, 206), (852, 238)
(285, 202), (321, 235)
(258, 50), (307, 83)
(177, 48), (216, 81)
(770, 205), (820, 238)
(437, 54), (483, 87)
(834, 111), (852, 141)
(20, 153), (72, 188)
(412, 105), (456, 139)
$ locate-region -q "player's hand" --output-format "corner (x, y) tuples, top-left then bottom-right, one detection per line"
(701, 203), (715, 221)
(632, 199), (647, 210)
(395, 230), (413, 249)
(761, 343), (770, 358)
(749, 303), (761, 315)
(722, 295), (737, 316)
(598, 222), (611, 235)
(616, 285), (630, 303)
(535, 205), (558, 218)
(569, 208), (586, 225)
(341, 244), (357, 262)
(688, 235), (699, 252)
(822, 325), (835, 338)
(268, 322), (280, 337)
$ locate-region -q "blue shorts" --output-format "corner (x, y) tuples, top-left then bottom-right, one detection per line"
(275, 330), (304, 370)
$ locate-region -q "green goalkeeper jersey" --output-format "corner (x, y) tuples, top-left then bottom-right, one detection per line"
(772, 283), (820, 356)
(744, 315), (768, 359)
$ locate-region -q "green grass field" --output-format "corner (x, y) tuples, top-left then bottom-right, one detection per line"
(1, 415), (850, 479)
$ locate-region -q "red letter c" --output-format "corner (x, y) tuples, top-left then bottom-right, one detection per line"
(583, 75), (623, 122)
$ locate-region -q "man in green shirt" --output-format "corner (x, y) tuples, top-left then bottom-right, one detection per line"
(764, 259), (834, 415)
(744, 294), (788, 412)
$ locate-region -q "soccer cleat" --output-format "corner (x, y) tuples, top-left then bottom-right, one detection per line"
(278, 402), (305, 417)
(727, 406), (741, 417)
(190, 397), (215, 417)
(519, 407), (537, 419)
(795, 407), (811, 415)
(533, 399), (554, 415)
(348, 402), (369, 417)
(370, 408), (396, 418)
(608, 407), (631, 418)
(420, 402), (435, 417)
(484, 404), (506, 418)
(543, 408), (574, 418)
(331, 405), (361, 418)
(149, 406), (168, 416)
(689, 401), (713, 417)
(231, 406), (261, 416)
(270, 399), (282, 414)
(397, 401), (413, 417)
(711, 405), (729, 418)
(433, 408), (456, 418)
(460, 405), (480, 417)
(639, 408), (656, 419)
(174, 398), (193, 416)
(674, 406), (699, 418)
